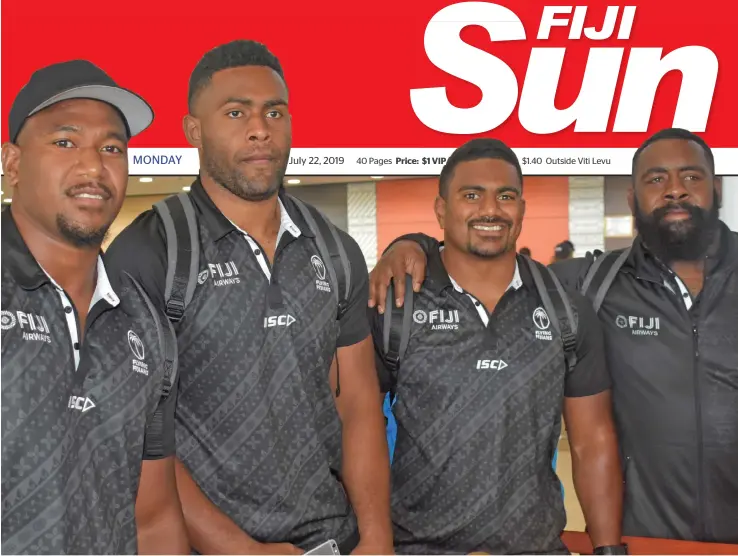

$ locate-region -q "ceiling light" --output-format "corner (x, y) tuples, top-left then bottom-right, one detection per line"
(287, 179), (301, 184)
(139, 177), (153, 183)
(182, 186), (191, 192)
(3, 198), (12, 204)
(370, 176), (384, 179)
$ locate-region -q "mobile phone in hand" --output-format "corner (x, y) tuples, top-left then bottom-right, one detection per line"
(305, 539), (340, 555)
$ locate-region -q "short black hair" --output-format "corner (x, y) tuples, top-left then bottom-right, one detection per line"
(632, 127), (715, 179)
(188, 40), (285, 112)
(438, 138), (523, 198)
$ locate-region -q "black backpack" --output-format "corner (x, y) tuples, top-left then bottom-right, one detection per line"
(151, 192), (352, 323)
(380, 256), (579, 401)
(580, 247), (632, 313)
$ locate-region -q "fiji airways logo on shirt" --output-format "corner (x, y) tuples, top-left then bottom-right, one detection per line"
(412, 309), (460, 330)
(1, 310), (52, 344)
(201, 261), (240, 287)
(616, 315), (660, 336)
(311, 255), (332, 293)
(128, 330), (149, 376)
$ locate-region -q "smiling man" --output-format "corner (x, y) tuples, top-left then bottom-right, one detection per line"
(1, 60), (188, 554)
(369, 128), (738, 544)
(368, 138), (623, 554)
(105, 41), (392, 555)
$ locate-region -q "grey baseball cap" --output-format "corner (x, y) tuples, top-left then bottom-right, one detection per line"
(8, 59), (153, 142)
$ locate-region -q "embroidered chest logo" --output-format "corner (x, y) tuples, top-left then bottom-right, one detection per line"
(207, 262), (240, 287)
(311, 255), (331, 293)
(616, 315), (660, 336)
(1, 310), (52, 344)
(68, 395), (96, 413)
(412, 309), (460, 330)
(128, 330), (149, 376)
(533, 307), (553, 341)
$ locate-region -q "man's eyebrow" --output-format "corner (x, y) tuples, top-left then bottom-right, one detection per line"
(640, 165), (707, 180)
(221, 97), (288, 108)
(49, 124), (127, 143)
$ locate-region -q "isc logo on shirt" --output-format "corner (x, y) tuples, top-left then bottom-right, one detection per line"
(68, 395), (96, 413)
(476, 359), (508, 370)
(264, 314), (296, 328)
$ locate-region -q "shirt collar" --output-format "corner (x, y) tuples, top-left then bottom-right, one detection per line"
(427, 244), (525, 295)
(40, 255), (120, 310)
(188, 178), (314, 241)
(629, 220), (735, 282)
(226, 197), (302, 243)
(2, 208), (120, 307)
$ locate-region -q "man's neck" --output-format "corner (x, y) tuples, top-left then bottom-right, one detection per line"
(11, 206), (98, 299)
(441, 244), (517, 304)
(200, 174), (281, 242)
(669, 260), (705, 297)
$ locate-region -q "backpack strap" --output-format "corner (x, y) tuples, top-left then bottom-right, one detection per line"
(522, 256), (578, 373)
(289, 196), (351, 319)
(382, 274), (415, 403)
(580, 247), (631, 314)
(152, 193), (200, 322)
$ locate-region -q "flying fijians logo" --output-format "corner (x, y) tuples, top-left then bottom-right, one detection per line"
(128, 330), (149, 376)
(198, 270), (209, 285)
(533, 307), (553, 341)
(311, 255), (331, 293)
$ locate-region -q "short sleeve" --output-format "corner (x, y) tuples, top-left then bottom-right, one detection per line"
(367, 304), (395, 394)
(384, 233), (441, 257)
(104, 210), (169, 311)
(336, 230), (371, 347)
(564, 292), (612, 398)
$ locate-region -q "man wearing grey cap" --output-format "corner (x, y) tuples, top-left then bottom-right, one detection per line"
(1, 60), (189, 554)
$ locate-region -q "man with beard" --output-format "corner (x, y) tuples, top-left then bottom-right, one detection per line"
(1, 60), (188, 554)
(105, 40), (392, 555)
(368, 138), (624, 554)
(368, 128), (738, 544)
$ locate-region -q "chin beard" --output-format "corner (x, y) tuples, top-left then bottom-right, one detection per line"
(56, 214), (109, 248)
(203, 149), (285, 202)
(634, 192), (720, 262)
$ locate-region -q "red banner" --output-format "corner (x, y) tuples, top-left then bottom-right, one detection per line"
(2, 0), (736, 175)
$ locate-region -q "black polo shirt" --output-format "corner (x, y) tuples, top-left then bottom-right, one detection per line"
(104, 179), (370, 551)
(370, 247), (609, 555)
(1, 209), (178, 555)
(550, 222), (738, 544)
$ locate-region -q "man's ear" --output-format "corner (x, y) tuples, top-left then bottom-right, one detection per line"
(182, 115), (202, 148)
(434, 195), (446, 230)
(627, 186), (636, 215)
(714, 176), (723, 209)
(1, 142), (22, 191)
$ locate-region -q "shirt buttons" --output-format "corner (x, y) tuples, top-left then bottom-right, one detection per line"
(254, 249), (262, 256)
(474, 301), (481, 307)
(73, 342), (80, 350)
(683, 292), (689, 298)
(64, 306), (73, 314)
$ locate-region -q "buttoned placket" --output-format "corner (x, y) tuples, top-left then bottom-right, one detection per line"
(40, 256), (120, 370)
(227, 198), (302, 282)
